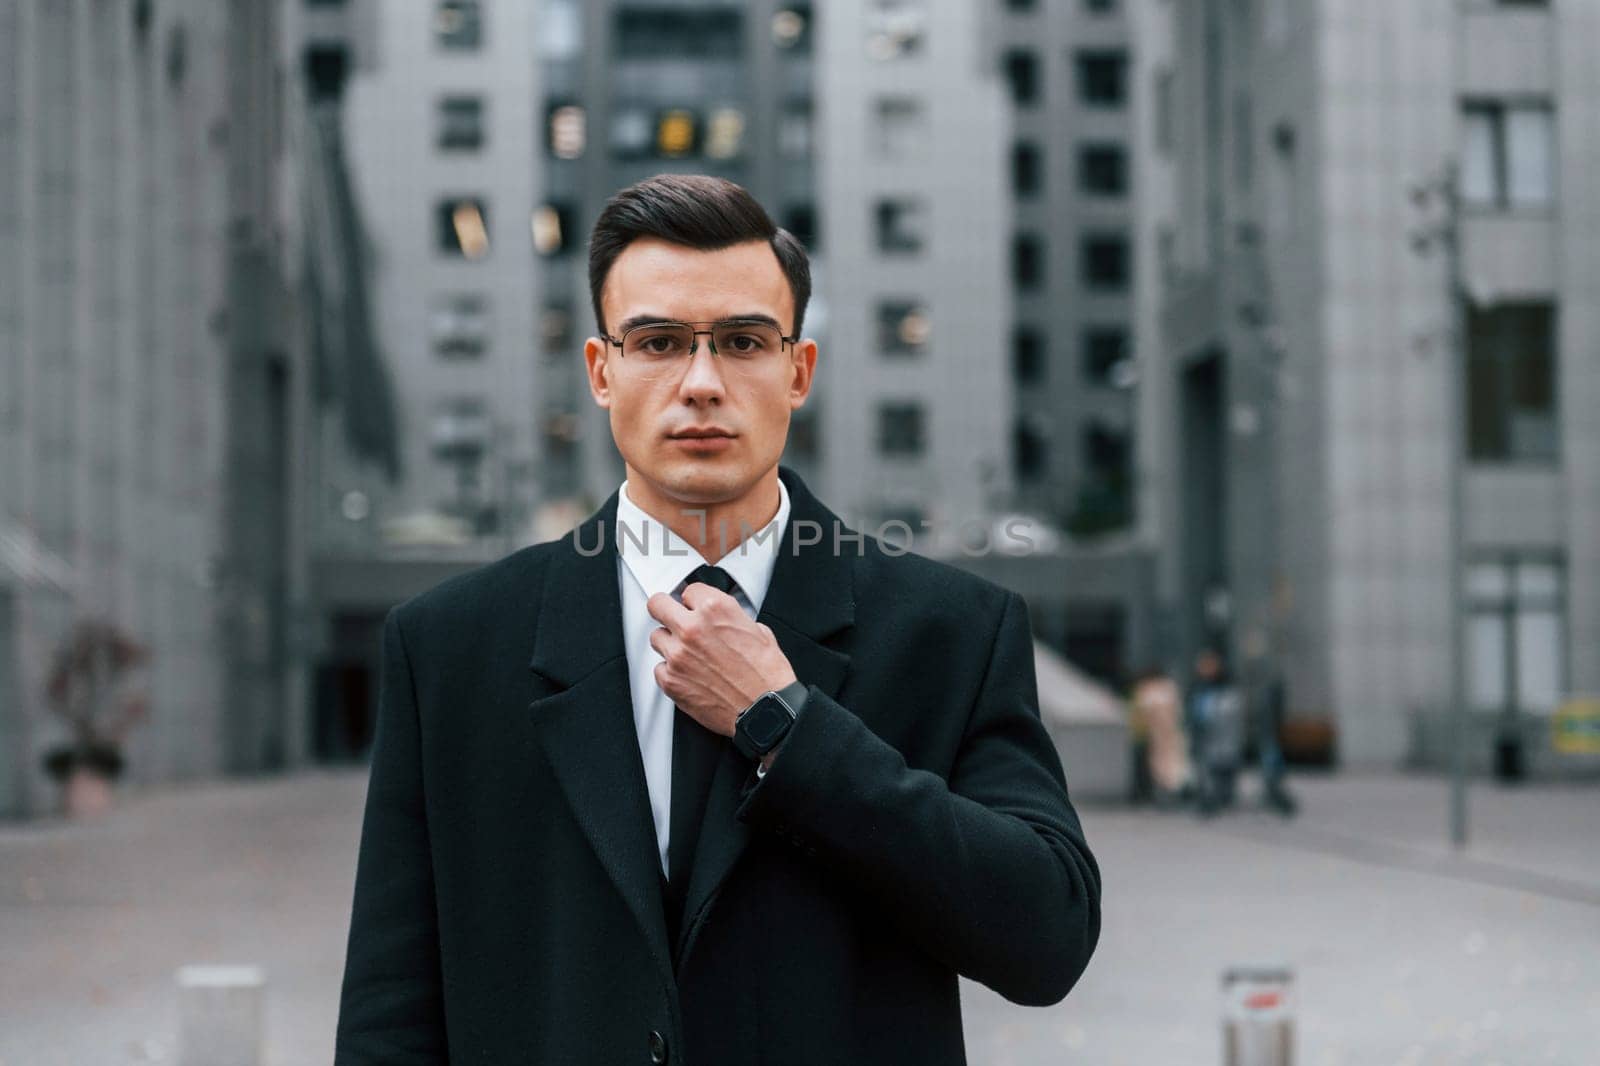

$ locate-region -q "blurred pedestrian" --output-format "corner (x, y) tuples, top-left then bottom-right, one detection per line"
(1254, 670), (1299, 817)
(1129, 667), (1194, 809)
(1186, 648), (1244, 816)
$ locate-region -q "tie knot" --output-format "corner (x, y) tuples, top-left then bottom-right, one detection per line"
(683, 564), (739, 597)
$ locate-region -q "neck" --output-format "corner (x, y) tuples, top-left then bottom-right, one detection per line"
(623, 467), (783, 563)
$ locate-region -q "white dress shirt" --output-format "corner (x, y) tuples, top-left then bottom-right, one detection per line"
(615, 476), (792, 876)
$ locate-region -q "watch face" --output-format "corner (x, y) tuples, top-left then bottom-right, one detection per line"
(743, 695), (792, 748)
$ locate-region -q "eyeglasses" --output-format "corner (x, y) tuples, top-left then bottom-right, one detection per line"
(600, 319), (798, 368)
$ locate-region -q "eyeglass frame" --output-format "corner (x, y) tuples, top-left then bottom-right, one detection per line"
(599, 318), (802, 360)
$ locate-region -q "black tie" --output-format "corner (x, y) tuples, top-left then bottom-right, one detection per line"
(662, 564), (740, 953)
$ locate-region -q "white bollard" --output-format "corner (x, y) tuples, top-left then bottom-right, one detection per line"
(175, 964), (265, 1066)
(1222, 966), (1294, 1066)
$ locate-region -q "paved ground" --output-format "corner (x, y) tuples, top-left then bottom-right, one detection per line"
(1, 768), (1596, 1065)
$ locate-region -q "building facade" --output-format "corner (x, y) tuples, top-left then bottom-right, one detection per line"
(1157, 0), (1599, 770)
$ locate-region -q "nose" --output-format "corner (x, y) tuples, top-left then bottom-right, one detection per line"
(676, 336), (726, 403)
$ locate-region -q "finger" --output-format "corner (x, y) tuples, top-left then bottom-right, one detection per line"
(646, 591), (693, 631)
(679, 581), (737, 612)
(648, 625), (680, 661)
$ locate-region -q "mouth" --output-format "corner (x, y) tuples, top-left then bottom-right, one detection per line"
(668, 428), (737, 440)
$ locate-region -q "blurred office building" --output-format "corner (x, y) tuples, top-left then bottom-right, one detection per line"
(0, 0), (397, 814)
(1153, 0), (1599, 773)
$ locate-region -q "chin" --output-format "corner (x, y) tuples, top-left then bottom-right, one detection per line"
(653, 455), (749, 502)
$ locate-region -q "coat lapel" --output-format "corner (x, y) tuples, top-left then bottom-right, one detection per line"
(526, 489), (675, 980)
(526, 467), (857, 979)
(675, 466), (855, 967)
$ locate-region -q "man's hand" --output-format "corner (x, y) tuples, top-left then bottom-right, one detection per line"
(647, 581), (797, 737)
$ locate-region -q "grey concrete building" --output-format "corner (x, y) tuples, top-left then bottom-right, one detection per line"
(340, 0), (540, 546)
(991, 0), (1139, 538)
(1157, 0), (1600, 771)
(0, 0), (367, 815)
(815, 0), (1011, 533)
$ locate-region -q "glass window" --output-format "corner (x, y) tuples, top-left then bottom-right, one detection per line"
(438, 95), (485, 151)
(437, 196), (490, 259)
(430, 294), (490, 358)
(1013, 327), (1045, 384)
(435, 1), (483, 50)
(783, 203), (817, 251)
(1013, 141), (1043, 197)
(877, 302), (930, 355)
(773, 6), (812, 52)
(779, 102), (812, 159)
(1465, 555), (1566, 714)
(610, 108), (653, 158)
(875, 199), (926, 254)
(1075, 49), (1128, 107)
(866, 0), (925, 61)
(1466, 302), (1557, 462)
(874, 97), (926, 159)
(1078, 142), (1127, 195)
(615, 7), (742, 59)
(539, 0), (581, 58)
(1461, 100), (1554, 209)
(1014, 419), (1048, 480)
(1085, 0), (1117, 10)
(546, 103), (586, 159)
(655, 109), (697, 157)
(1081, 234), (1130, 289)
(432, 396), (490, 461)
(878, 402), (926, 456)
(1081, 327), (1128, 384)
(1013, 233), (1045, 290)
(1004, 50), (1040, 107)
(531, 203), (575, 256)
(705, 107), (746, 160)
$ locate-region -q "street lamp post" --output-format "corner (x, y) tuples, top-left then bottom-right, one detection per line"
(1409, 162), (1470, 850)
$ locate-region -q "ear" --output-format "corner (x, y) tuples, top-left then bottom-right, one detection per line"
(583, 336), (613, 409)
(788, 338), (818, 409)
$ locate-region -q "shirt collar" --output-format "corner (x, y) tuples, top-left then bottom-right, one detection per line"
(616, 475), (791, 610)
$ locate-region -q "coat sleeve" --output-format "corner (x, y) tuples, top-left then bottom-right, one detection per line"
(734, 591), (1101, 1007)
(334, 608), (449, 1063)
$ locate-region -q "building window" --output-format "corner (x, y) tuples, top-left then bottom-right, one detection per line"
(1075, 49), (1128, 108)
(438, 95), (485, 151)
(1154, 67), (1174, 157)
(655, 109), (697, 157)
(541, 305), (573, 355)
(772, 6), (813, 52)
(878, 402), (926, 456)
(866, 0), (925, 61)
(1013, 233), (1045, 290)
(783, 203), (818, 251)
(615, 7), (742, 59)
(1012, 141), (1042, 197)
(431, 395), (490, 462)
(875, 198), (926, 254)
(430, 294), (490, 358)
(1004, 49), (1040, 107)
(1078, 142), (1127, 195)
(877, 302), (930, 355)
(1084, 0), (1117, 10)
(1462, 100), (1554, 209)
(435, 1), (483, 50)
(1013, 326), (1045, 384)
(538, 0), (582, 59)
(1081, 327), (1128, 385)
(1081, 233), (1129, 290)
(705, 107), (746, 159)
(437, 196), (490, 259)
(610, 107), (652, 158)
(1466, 303), (1557, 462)
(547, 102), (586, 159)
(1014, 418), (1048, 481)
(874, 97), (926, 159)
(1466, 555), (1565, 715)
(779, 102), (812, 158)
(1006, 0), (1037, 10)
(532, 202), (575, 256)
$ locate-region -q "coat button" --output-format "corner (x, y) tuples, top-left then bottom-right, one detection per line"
(648, 1029), (669, 1063)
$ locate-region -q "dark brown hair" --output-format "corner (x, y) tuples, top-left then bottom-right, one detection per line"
(588, 173), (811, 337)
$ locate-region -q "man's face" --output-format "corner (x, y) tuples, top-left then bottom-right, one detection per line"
(584, 237), (816, 508)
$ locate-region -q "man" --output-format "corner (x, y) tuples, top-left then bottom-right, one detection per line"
(335, 174), (1100, 1065)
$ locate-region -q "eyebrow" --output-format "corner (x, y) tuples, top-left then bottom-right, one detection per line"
(613, 312), (785, 334)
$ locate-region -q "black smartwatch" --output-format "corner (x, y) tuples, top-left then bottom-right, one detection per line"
(733, 681), (808, 762)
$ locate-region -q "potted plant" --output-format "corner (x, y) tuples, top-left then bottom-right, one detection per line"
(40, 619), (151, 817)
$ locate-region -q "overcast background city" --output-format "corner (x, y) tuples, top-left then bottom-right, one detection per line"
(1, 1), (1597, 1063)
